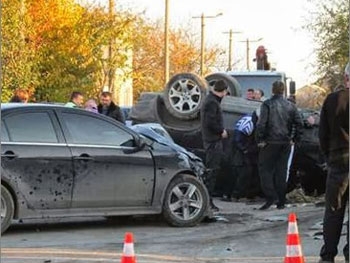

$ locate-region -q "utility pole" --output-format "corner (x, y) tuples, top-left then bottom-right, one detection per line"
(223, 29), (242, 71)
(164, 0), (170, 85)
(192, 12), (223, 76)
(108, 0), (115, 94)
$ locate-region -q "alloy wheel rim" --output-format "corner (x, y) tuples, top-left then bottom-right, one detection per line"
(1, 195), (7, 222)
(169, 79), (202, 114)
(168, 182), (203, 221)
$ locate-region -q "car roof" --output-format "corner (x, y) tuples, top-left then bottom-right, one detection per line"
(1, 102), (66, 111)
(1, 102), (141, 137)
(225, 70), (286, 77)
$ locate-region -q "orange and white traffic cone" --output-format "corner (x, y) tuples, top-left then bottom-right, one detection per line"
(120, 232), (136, 263)
(284, 213), (305, 263)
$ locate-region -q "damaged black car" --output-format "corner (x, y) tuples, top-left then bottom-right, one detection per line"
(0, 103), (210, 234)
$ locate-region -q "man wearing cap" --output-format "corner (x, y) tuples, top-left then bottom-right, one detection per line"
(201, 79), (228, 212)
(318, 62), (349, 263)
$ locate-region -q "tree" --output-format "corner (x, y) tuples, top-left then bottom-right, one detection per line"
(1, 0), (135, 102)
(305, 0), (349, 90)
(26, 0), (135, 102)
(1, 0), (38, 101)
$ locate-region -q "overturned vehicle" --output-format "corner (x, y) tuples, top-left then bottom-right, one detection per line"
(129, 72), (326, 197)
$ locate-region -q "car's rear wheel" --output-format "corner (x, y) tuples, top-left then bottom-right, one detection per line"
(163, 174), (209, 227)
(1, 185), (14, 234)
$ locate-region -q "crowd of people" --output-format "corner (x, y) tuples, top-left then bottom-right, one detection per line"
(63, 90), (125, 124)
(202, 80), (303, 212)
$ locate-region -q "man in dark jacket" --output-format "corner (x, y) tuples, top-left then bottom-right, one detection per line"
(256, 80), (303, 210)
(318, 63), (349, 263)
(98, 91), (125, 124)
(201, 80), (228, 211)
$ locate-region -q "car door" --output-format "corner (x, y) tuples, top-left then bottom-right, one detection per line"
(1, 109), (74, 210)
(58, 110), (155, 208)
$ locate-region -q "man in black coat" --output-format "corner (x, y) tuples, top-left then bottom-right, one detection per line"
(255, 80), (303, 210)
(318, 63), (349, 263)
(201, 80), (228, 211)
(98, 91), (125, 124)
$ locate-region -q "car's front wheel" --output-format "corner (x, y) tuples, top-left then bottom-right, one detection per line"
(1, 185), (14, 234)
(163, 174), (209, 227)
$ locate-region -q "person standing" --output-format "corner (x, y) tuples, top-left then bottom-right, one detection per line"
(255, 80), (303, 210)
(201, 80), (228, 211)
(318, 63), (349, 263)
(229, 114), (259, 201)
(65, 91), (84, 108)
(97, 91), (125, 124)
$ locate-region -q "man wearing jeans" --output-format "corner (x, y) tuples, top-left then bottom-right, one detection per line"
(255, 80), (303, 210)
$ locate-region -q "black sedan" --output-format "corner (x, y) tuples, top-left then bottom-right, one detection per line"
(0, 103), (210, 233)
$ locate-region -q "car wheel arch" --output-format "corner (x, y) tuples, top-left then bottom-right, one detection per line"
(1, 183), (16, 234)
(1, 181), (18, 218)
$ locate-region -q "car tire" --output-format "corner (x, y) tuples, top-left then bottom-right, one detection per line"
(156, 94), (201, 130)
(205, 73), (242, 97)
(163, 73), (208, 120)
(162, 174), (209, 227)
(1, 185), (14, 234)
(129, 92), (162, 124)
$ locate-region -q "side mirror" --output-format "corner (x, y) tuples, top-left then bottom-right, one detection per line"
(137, 137), (147, 150)
(123, 137), (146, 154)
(289, 81), (296, 95)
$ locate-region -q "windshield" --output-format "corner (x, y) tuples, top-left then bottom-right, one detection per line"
(230, 75), (284, 99)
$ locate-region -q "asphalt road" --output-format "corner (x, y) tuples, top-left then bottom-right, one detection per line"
(1, 198), (348, 263)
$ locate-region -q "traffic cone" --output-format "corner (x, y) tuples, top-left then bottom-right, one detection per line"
(120, 232), (136, 263)
(284, 213), (305, 263)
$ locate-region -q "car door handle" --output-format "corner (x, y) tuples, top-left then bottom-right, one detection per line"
(1, 151), (18, 160)
(74, 154), (94, 161)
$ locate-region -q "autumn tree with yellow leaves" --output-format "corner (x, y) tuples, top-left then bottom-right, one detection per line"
(26, 0), (135, 102)
(1, 0), (37, 101)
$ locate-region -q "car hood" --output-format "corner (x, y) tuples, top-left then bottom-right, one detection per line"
(130, 124), (202, 162)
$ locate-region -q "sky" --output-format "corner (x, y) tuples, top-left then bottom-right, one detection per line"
(85, 0), (318, 88)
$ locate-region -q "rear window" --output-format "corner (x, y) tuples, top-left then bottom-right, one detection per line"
(230, 75), (282, 99)
(1, 121), (9, 142)
(4, 112), (58, 143)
